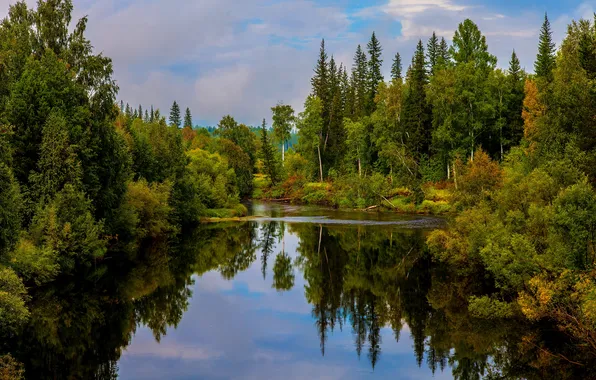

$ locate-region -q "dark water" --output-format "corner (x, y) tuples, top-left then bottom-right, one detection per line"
(5, 202), (595, 379)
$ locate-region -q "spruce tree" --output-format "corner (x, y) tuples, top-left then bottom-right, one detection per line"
(184, 107), (193, 128)
(367, 32), (383, 112)
(260, 119), (280, 184)
(534, 13), (556, 80)
(352, 45), (368, 118)
(437, 37), (450, 68)
(391, 52), (402, 81)
(150, 105), (154, 122)
(402, 40), (431, 157)
(311, 39), (328, 106)
(144, 110), (149, 122)
(508, 50), (522, 81)
(125, 103), (131, 119)
(169, 101), (181, 127)
(120, 100), (124, 112)
(427, 32), (439, 74)
(138, 105), (143, 119)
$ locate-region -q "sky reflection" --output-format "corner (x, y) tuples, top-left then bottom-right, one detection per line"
(118, 226), (451, 380)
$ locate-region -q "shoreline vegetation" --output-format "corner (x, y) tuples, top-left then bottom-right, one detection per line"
(1, 0), (596, 377)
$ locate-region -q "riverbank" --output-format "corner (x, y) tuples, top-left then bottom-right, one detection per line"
(251, 173), (454, 216)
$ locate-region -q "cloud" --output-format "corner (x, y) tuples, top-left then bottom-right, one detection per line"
(385, 0), (467, 16)
(4, 0), (586, 126)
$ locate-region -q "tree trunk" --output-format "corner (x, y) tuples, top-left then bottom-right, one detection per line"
(358, 158), (362, 178)
(453, 162), (458, 190)
(282, 141), (285, 163)
(318, 145), (323, 182)
(447, 162), (450, 180)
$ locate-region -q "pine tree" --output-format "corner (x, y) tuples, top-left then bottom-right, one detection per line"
(144, 110), (149, 122)
(169, 101), (181, 127)
(367, 32), (383, 112)
(427, 32), (439, 74)
(534, 13), (556, 80)
(138, 105), (143, 119)
(150, 105), (154, 122)
(125, 103), (131, 119)
(391, 52), (402, 81)
(260, 119), (280, 184)
(184, 107), (193, 128)
(120, 100), (124, 112)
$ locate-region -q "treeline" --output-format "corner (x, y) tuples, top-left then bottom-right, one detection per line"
(0, 0), (251, 340)
(294, 19), (531, 184)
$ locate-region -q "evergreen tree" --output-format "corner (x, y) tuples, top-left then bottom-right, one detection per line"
(125, 103), (131, 119)
(402, 40), (431, 157)
(367, 32), (383, 112)
(169, 101), (181, 127)
(260, 119), (280, 184)
(311, 39), (329, 108)
(535, 13), (556, 80)
(391, 52), (402, 81)
(508, 50), (522, 81)
(427, 32), (439, 74)
(138, 105), (143, 120)
(120, 100), (124, 112)
(150, 105), (155, 122)
(437, 37), (450, 68)
(352, 44), (368, 118)
(184, 107), (193, 128)
(144, 110), (149, 122)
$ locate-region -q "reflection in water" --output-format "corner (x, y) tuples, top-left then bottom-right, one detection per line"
(2, 215), (596, 379)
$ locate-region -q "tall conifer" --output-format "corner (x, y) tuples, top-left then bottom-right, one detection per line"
(534, 13), (556, 80)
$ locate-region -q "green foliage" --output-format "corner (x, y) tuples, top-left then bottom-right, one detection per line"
(260, 120), (281, 185)
(169, 100), (181, 127)
(184, 107), (192, 128)
(27, 184), (106, 273)
(0, 163), (21, 255)
(468, 296), (515, 319)
(0, 266), (30, 333)
(535, 13), (556, 80)
(272, 252), (294, 291)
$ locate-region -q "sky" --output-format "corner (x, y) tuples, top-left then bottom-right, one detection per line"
(1, 0), (595, 126)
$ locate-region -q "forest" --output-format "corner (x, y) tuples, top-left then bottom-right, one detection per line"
(1, 0), (596, 377)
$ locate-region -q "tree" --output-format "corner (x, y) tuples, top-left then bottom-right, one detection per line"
(260, 119), (280, 185)
(391, 52), (402, 81)
(352, 45), (369, 118)
(437, 37), (450, 68)
(427, 32), (439, 74)
(169, 101), (181, 127)
(450, 19), (496, 68)
(344, 118), (367, 176)
(298, 96), (325, 182)
(535, 13), (556, 80)
(402, 40), (431, 158)
(0, 163), (21, 255)
(184, 107), (193, 128)
(367, 32), (383, 112)
(311, 39), (329, 121)
(271, 103), (295, 162)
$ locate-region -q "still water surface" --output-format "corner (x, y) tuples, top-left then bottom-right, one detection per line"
(119, 202), (446, 380)
(9, 202), (592, 379)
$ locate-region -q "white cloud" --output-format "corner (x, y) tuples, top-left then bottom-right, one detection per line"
(385, 0), (466, 16)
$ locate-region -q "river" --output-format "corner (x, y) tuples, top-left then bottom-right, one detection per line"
(6, 202), (592, 379)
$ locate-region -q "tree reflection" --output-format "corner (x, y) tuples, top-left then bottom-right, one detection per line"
(2, 220), (596, 379)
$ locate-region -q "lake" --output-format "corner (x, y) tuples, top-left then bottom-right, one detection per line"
(6, 202), (593, 379)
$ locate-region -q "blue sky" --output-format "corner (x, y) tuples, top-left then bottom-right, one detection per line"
(1, 0), (594, 126)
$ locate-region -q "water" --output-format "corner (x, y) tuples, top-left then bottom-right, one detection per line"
(6, 202), (594, 379)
